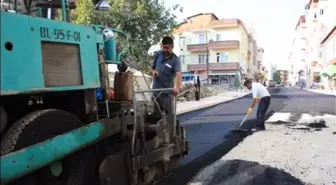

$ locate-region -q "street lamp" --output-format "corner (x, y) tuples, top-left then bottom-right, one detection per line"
(95, 0), (111, 11)
(94, 0), (111, 27)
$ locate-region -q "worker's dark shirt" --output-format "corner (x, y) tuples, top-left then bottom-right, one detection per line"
(152, 52), (181, 90)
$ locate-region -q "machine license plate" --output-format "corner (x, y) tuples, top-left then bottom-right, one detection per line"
(40, 27), (81, 42)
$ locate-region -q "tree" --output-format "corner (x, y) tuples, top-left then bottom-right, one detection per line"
(315, 75), (321, 83)
(273, 71), (281, 84)
(71, 0), (183, 73)
(70, 0), (94, 25)
(233, 75), (241, 89)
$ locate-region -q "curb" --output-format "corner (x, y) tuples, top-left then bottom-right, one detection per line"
(176, 93), (251, 115)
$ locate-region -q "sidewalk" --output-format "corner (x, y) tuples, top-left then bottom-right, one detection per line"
(188, 113), (336, 185)
(295, 87), (336, 96)
(305, 89), (336, 96)
(176, 91), (249, 115)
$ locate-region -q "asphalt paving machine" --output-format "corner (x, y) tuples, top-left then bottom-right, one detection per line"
(0, 1), (189, 184)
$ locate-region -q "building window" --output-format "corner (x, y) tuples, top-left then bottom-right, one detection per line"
(179, 37), (185, 47)
(216, 34), (221, 41)
(198, 54), (207, 64)
(199, 34), (206, 44)
(179, 55), (185, 64)
(216, 53), (228, 62)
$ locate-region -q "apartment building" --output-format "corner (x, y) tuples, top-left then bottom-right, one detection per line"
(288, 15), (308, 84)
(320, 0), (336, 89)
(256, 47), (268, 83)
(173, 13), (249, 85)
(288, 0), (333, 87)
(305, 0), (331, 86)
(247, 35), (257, 78)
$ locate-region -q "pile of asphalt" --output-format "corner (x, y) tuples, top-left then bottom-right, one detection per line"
(306, 120), (327, 128)
(206, 159), (306, 185)
(269, 118), (328, 132)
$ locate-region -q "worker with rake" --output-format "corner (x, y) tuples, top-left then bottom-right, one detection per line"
(244, 79), (271, 131)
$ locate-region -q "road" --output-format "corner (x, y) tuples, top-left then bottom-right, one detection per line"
(158, 87), (336, 185)
(158, 87), (284, 185)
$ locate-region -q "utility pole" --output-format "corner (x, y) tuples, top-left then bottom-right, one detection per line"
(206, 27), (210, 84)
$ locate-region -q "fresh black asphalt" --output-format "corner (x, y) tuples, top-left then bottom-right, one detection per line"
(177, 88), (284, 165)
(158, 88), (283, 185)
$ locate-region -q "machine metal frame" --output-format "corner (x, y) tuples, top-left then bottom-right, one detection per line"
(0, 0), (189, 183)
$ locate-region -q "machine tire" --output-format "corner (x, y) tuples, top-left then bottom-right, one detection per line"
(0, 105), (8, 133)
(1, 109), (97, 185)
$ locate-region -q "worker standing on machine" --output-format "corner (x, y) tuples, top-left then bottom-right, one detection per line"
(151, 36), (182, 116)
(243, 79), (271, 131)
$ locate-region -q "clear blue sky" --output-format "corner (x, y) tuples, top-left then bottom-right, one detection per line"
(164, 0), (308, 70)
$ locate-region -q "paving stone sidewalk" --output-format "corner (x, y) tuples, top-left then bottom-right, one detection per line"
(176, 91), (250, 115)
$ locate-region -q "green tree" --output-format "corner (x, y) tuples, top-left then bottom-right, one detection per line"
(315, 75), (321, 83)
(71, 0), (95, 25)
(233, 75), (241, 88)
(273, 71), (281, 84)
(71, 0), (183, 73)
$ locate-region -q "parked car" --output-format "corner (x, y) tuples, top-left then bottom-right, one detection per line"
(269, 81), (276, 87)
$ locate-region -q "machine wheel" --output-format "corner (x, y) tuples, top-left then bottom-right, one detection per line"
(0, 105), (8, 133)
(1, 109), (97, 185)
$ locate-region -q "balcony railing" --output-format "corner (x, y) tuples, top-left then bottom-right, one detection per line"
(186, 40), (240, 52)
(186, 44), (207, 52)
(208, 40), (239, 49)
(187, 62), (240, 71)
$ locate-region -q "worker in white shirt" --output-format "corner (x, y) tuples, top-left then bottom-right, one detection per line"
(243, 79), (271, 131)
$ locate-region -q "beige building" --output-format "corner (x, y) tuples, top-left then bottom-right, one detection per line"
(320, 0), (336, 90)
(173, 13), (249, 85)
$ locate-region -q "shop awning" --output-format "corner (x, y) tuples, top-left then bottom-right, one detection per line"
(320, 65), (336, 77)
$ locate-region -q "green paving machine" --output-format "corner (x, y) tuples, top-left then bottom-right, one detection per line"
(0, 0), (189, 184)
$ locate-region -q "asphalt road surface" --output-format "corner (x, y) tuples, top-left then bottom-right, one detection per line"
(178, 88), (284, 165)
(158, 87), (336, 185)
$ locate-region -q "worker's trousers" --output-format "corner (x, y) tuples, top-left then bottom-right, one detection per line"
(153, 93), (173, 117)
(256, 96), (271, 129)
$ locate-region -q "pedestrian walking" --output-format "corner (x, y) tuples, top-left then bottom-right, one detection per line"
(244, 79), (271, 131)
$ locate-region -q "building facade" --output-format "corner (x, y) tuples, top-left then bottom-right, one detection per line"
(173, 13), (249, 85)
(288, 0), (334, 87)
(320, 0), (336, 89)
(288, 15), (308, 85)
(247, 35), (257, 78)
(256, 47), (268, 83)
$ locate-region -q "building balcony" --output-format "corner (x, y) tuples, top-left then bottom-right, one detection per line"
(187, 62), (240, 71)
(209, 40), (239, 50)
(186, 44), (207, 52)
(186, 40), (240, 52)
